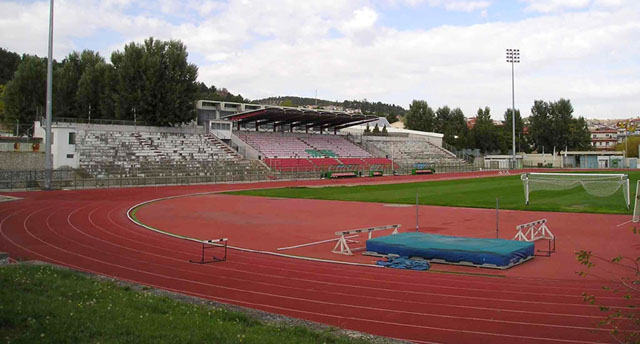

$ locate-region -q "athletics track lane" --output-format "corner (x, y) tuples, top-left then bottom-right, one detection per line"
(0, 173), (636, 343)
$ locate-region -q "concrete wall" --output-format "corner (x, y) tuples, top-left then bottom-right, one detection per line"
(230, 133), (260, 160)
(0, 152), (45, 170)
(522, 154), (563, 168)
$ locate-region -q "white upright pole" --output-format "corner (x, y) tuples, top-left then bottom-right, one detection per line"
(415, 193), (419, 231)
(44, 0), (54, 190)
(506, 49), (520, 169)
(524, 175), (530, 205)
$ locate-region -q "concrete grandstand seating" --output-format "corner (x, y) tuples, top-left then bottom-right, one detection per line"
(367, 139), (459, 164)
(76, 130), (256, 177)
(236, 131), (381, 172)
(236, 131), (372, 159)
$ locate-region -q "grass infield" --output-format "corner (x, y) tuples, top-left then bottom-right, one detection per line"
(227, 171), (640, 215)
(0, 264), (379, 344)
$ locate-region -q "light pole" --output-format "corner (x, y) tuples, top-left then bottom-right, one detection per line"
(44, 0), (54, 190)
(506, 48), (520, 169)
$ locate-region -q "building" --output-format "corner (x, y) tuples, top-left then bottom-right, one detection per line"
(590, 129), (618, 151)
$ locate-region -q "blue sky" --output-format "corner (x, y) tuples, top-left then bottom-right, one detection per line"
(1, 0), (639, 119)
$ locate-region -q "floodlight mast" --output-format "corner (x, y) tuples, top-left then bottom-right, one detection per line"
(44, 0), (54, 190)
(506, 49), (520, 169)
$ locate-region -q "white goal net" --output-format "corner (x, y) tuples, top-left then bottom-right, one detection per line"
(521, 172), (630, 209)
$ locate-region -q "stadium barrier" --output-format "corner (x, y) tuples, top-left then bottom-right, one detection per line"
(332, 224), (400, 256)
(0, 160), (483, 191)
(513, 219), (555, 256)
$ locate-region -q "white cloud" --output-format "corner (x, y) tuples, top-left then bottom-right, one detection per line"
(443, 1), (491, 12)
(521, 0), (590, 13)
(1, 0), (639, 118)
(393, 0), (491, 12)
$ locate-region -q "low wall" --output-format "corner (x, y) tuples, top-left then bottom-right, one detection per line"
(0, 152), (45, 170)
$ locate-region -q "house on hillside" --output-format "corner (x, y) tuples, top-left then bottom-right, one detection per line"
(590, 129), (618, 151)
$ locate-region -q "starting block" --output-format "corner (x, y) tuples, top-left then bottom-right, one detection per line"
(513, 219), (555, 256)
(332, 224), (400, 256)
(190, 238), (228, 264)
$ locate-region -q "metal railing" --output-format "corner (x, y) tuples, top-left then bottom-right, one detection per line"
(51, 117), (149, 127)
(0, 158), (489, 191)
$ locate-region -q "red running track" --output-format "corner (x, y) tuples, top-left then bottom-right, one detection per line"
(1, 172), (637, 343)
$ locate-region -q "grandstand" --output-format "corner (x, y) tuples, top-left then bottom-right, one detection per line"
(234, 131), (393, 172)
(363, 137), (461, 164)
(16, 106), (471, 190)
(75, 128), (266, 179)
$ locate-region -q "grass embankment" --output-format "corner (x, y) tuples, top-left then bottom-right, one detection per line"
(227, 172), (640, 214)
(0, 264), (376, 344)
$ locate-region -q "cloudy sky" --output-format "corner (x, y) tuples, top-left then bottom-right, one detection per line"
(1, 0), (639, 119)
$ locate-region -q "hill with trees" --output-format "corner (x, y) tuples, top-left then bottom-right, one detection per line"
(255, 96), (406, 123)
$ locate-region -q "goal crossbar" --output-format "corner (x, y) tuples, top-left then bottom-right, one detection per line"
(521, 172), (630, 209)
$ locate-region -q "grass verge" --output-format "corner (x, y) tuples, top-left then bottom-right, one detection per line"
(226, 171), (640, 214)
(0, 264), (392, 344)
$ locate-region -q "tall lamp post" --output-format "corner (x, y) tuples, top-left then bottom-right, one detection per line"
(44, 0), (54, 190)
(506, 48), (520, 169)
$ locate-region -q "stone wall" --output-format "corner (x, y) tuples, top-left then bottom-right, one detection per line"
(0, 152), (45, 170)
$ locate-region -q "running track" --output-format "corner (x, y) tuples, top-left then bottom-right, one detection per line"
(1, 172), (636, 343)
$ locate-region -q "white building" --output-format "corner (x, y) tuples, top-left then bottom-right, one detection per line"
(590, 129), (618, 151)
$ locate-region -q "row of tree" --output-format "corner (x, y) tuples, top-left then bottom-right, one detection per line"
(403, 98), (592, 153)
(0, 39), (248, 131)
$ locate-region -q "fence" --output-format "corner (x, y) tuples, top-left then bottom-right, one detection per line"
(0, 159), (489, 191)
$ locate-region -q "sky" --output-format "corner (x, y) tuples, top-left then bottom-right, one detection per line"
(1, 0), (639, 120)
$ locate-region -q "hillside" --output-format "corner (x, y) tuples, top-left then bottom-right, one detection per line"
(255, 96), (407, 116)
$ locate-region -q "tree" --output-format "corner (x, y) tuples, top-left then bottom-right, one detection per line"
(576, 227), (639, 343)
(448, 107), (469, 149)
(385, 113), (399, 124)
(615, 136), (640, 157)
(528, 100), (552, 152)
(435, 106), (452, 133)
(528, 99), (592, 152)
(403, 100), (436, 132)
(111, 37), (199, 126)
(77, 59), (115, 120)
(2, 55), (47, 134)
(0, 84), (5, 120)
(469, 107), (499, 153)
(280, 99), (294, 107)
(372, 123), (380, 134)
(502, 108), (527, 153)
(0, 47), (21, 85)
(54, 52), (83, 118)
(381, 125), (388, 134)
(567, 116), (592, 151)
(435, 106), (468, 149)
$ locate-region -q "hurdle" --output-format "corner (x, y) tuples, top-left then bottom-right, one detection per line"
(332, 224), (400, 256)
(513, 219), (555, 256)
(190, 238), (228, 264)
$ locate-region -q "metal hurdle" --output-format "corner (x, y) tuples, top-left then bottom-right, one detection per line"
(332, 224), (400, 256)
(190, 238), (228, 264)
(513, 219), (555, 256)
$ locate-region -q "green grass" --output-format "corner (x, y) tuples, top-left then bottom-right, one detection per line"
(0, 264), (378, 344)
(227, 171), (640, 215)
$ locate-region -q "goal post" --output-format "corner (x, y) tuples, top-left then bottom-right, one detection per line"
(521, 172), (630, 209)
(633, 180), (640, 223)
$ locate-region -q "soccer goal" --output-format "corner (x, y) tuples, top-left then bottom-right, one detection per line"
(521, 172), (630, 209)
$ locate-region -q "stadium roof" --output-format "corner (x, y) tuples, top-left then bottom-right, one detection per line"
(225, 107), (379, 131)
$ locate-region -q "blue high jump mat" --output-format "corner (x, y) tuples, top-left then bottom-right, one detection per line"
(366, 232), (534, 269)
